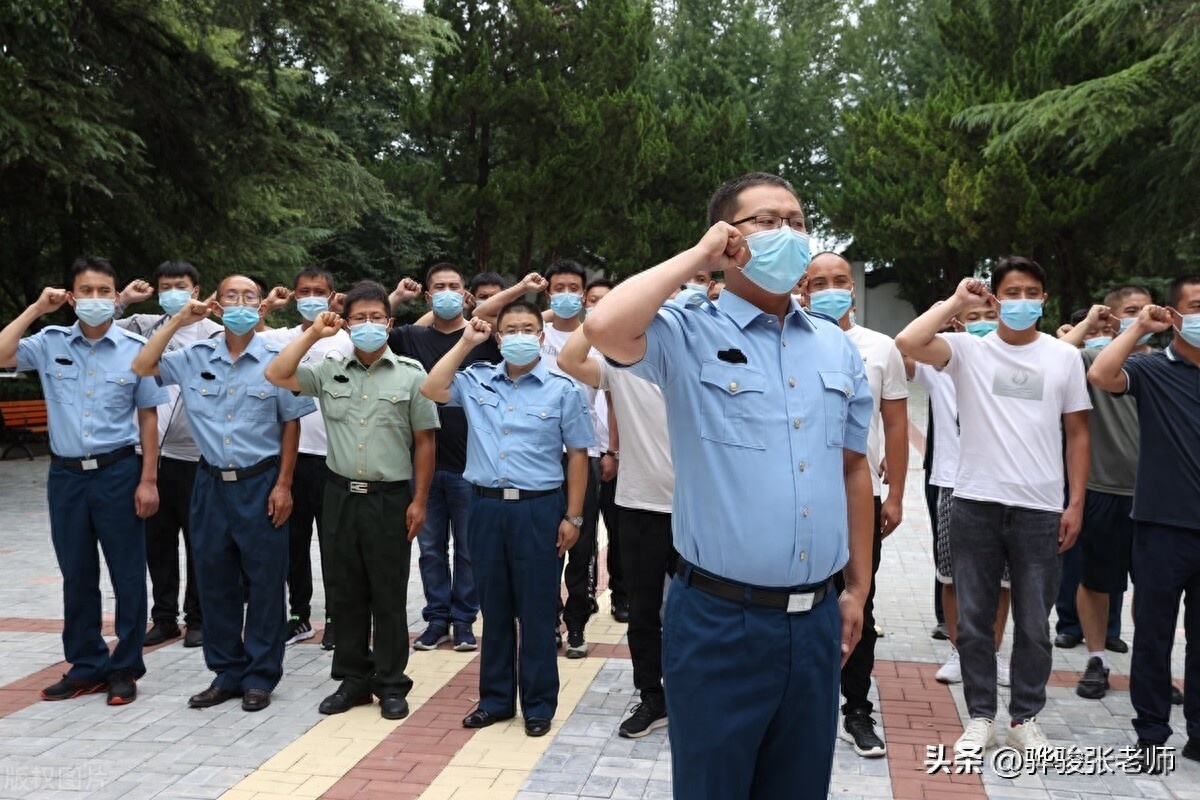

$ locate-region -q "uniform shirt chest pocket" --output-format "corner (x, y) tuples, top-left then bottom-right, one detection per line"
(243, 383), (279, 422)
(373, 390), (411, 428)
(321, 385), (352, 422)
(819, 370), (853, 448)
(47, 365), (79, 405)
(101, 370), (137, 408)
(187, 380), (222, 419)
(698, 360), (766, 450)
(524, 405), (562, 448)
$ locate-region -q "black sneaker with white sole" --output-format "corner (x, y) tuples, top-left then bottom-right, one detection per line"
(839, 711), (886, 757)
(285, 617), (314, 645)
(618, 695), (668, 738)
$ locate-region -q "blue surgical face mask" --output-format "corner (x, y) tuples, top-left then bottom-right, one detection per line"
(550, 292), (583, 319)
(1084, 336), (1112, 349)
(220, 305), (260, 335)
(683, 283), (708, 293)
(348, 321), (388, 352)
(808, 288), (853, 321)
(965, 320), (998, 337)
(999, 299), (1043, 331)
(74, 298), (115, 326)
(431, 290), (464, 320)
(500, 333), (542, 366)
(159, 289), (192, 316)
(740, 227), (811, 295)
(1175, 313), (1200, 348)
(1119, 316), (1153, 346)
(297, 296), (328, 322)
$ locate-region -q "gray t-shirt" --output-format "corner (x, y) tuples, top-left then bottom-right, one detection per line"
(1081, 347), (1139, 496)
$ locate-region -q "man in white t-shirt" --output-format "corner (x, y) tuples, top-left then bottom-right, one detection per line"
(259, 269), (353, 649)
(802, 252), (908, 758)
(116, 261), (222, 649)
(897, 257), (1091, 757)
(558, 325), (677, 740)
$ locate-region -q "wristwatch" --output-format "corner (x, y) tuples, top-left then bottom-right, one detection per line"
(604, 450), (619, 460)
(565, 515), (584, 528)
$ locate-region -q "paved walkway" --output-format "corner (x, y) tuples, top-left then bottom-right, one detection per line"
(0, 385), (1195, 800)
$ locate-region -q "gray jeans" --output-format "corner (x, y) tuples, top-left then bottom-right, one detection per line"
(951, 497), (1061, 722)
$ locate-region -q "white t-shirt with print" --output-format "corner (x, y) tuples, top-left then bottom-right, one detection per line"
(845, 324), (909, 496)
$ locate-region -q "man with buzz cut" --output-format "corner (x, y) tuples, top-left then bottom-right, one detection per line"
(132, 275), (314, 713)
(896, 257), (1091, 758)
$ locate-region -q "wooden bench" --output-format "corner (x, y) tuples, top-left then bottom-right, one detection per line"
(0, 398), (48, 460)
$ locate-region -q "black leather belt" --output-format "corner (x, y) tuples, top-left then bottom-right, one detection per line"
(198, 457), (278, 482)
(51, 445), (136, 472)
(472, 485), (558, 501)
(328, 473), (407, 495)
(678, 558), (832, 614)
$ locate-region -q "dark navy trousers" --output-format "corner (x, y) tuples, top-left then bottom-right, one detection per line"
(48, 455), (147, 681)
(1130, 521), (1200, 743)
(663, 565), (841, 800)
(468, 491), (564, 720)
(190, 466), (288, 692)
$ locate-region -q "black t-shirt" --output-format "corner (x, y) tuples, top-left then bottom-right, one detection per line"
(388, 324), (502, 473)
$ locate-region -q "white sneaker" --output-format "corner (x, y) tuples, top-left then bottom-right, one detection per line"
(936, 649), (962, 684)
(996, 653), (1011, 687)
(1007, 718), (1051, 755)
(954, 718), (995, 756)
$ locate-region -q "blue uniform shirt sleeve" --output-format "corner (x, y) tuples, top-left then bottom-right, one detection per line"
(447, 368), (477, 408)
(15, 330), (47, 373)
(623, 303), (690, 388)
(276, 384), (316, 422)
(559, 380), (596, 449)
(157, 346), (189, 388)
(134, 374), (169, 409)
(843, 342), (872, 455)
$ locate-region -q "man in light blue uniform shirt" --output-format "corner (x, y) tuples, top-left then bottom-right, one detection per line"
(422, 301), (594, 738)
(0, 256), (166, 707)
(133, 275), (314, 713)
(584, 173), (875, 800)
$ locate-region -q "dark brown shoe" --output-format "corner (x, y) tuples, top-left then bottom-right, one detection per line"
(188, 685), (241, 709)
(242, 688), (271, 712)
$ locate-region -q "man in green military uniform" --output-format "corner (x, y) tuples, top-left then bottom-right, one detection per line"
(265, 280), (439, 719)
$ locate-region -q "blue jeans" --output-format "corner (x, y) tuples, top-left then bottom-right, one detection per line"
(952, 498), (1060, 722)
(416, 470), (478, 627)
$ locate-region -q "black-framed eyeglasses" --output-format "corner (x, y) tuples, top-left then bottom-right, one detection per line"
(730, 214), (807, 233)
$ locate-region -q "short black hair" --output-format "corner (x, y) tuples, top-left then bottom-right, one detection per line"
(1070, 307), (1090, 325)
(1166, 275), (1200, 309)
(470, 272), (506, 294)
(707, 172), (798, 226)
(66, 254), (117, 291)
(586, 278), (615, 293)
(341, 280), (391, 319)
(496, 299), (544, 331)
(990, 256), (1046, 294)
(294, 267), (335, 292)
(246, 274), (270, 298)
(544, 259), (586, 285)
(152, 260), (199, 287)
(425, 262), (464, 287)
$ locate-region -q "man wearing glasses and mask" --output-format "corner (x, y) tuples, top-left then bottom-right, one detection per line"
(133, 275), (314, 713)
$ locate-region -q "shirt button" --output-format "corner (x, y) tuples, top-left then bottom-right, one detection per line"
(56, 372), (62, 378)
(360, 419), (366, 425)
(358, 443), (365, 449)
(508, 405), (514, 411)
(499, 453), (506, 459)
(84, 431), (90, 437)
(798, 461), (807, 472)
(540, 412), (547, 418)
(85, 390), (92, 396)
(88, 370), (94, 376)
(499, 477), (508, 484)
(803, 507), (811, 517)
(782, 339), (788, 347)
(259, 391), (265, 398)
(503, 428), (509, 435)
(793, 419), (802, 428)
(201, 389), (208, 394)
(728, 382), (738, 392)
(845, 388), (851, 397)
(789, 378), (796, 387)
(800, 551), (807, 561)
(228, 462), (234, 468)
(89, 349), (95, 355)
(226, 414), (233, 420)
(119, 378), (126, 384)
(358, 469), (364, 475)
(84, 411), (90, 417)
(224, 437), (231, 444)
(363, 395), (369, 400)
(228, 389), (235, 396)
(390, 396), (397, 401)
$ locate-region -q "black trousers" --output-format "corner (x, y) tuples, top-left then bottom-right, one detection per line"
(146, 457), (202, 628)
(925, 478), (945, 624)
(835, 496), (884, 715)
(286, 454), (330, 622)
(560, 455), (599, 631)
(600, 475), (625, 604)
(619, 507), (676, 699)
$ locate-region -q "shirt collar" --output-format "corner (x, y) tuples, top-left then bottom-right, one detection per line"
(491, 359), (549, 385)
(209, 333), (269, 364)
(716, 288), (815, 332)
(348, 348), (399, 371)
(68, 321), (122, 347)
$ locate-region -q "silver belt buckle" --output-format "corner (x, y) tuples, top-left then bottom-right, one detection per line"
(502, 487), (520, 501)
(348, 481), (369, 494)
(80, 458), (99, 471)
(221, 470), (238, 482)
(786, 591), (815, 614)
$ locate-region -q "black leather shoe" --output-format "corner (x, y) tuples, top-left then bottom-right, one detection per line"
(1172, 685), (1184, 705)
(183, 627), (203, 648)
(242, 688), (271, 712)
(318, 690), (372, 715)
(188, 686), (241, 708)
(1054, 633), (1081, 649)
(379, 693), (409, 720)
(1105, 636), (1129, 654)
(525, 717), (552, 737)
(463, 708), (514, 729)
(143, 621), (181, 647)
